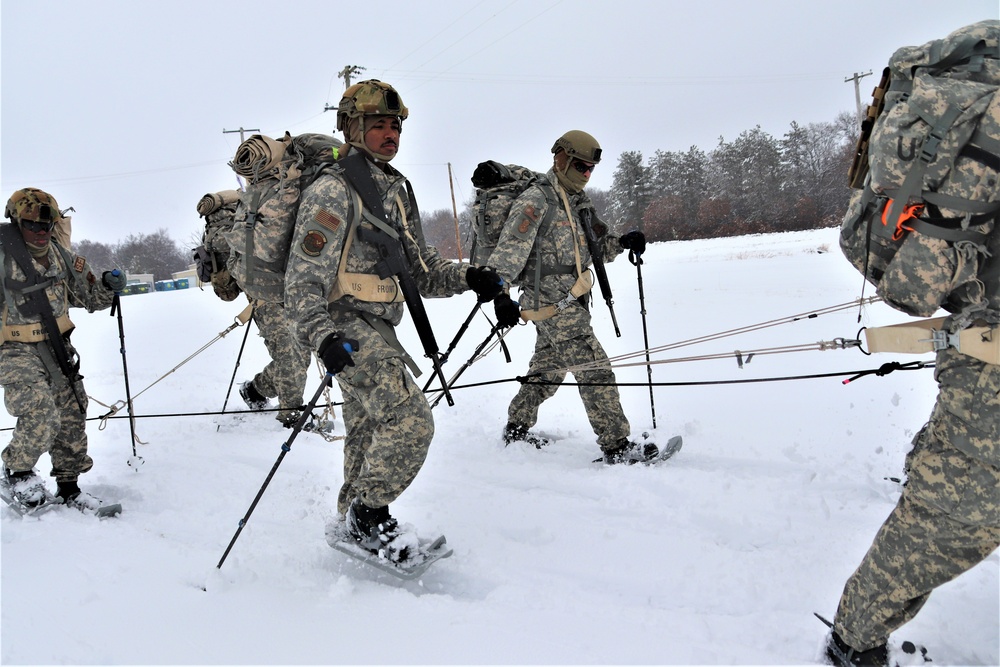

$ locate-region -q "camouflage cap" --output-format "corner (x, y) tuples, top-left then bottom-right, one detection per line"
(551, 130), (602, 164)
(336, 79), (408, 133)
(5, 188), (62, 223)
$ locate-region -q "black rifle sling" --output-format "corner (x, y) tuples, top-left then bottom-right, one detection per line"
(338, 153), (439, 350)
(0, 224), (80, 382)
(338, 154), (454, 404)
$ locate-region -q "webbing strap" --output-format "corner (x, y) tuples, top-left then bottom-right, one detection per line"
(0, 224), (79, 384)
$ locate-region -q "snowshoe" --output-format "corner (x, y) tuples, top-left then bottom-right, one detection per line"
(345, 498), (413, 563)
(503, 422), (550, 449)
(56, 480), (122, 518)
(2, 468), (57, 507)
(602, 438), (659, 465)
(326, 518), (453, 581)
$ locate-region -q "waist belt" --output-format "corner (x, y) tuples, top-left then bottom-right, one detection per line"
(864, 317), (999, 365)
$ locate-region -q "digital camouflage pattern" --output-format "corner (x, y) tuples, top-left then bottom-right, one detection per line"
(840, 20), (1000, 325)
(248, 298), (311, 425)
(0, 232), (115, 480)
(224, 134), (343, 303)
(284, 152), (468, 512)
(487, 170), (630, 451)
(833, 345), (1000, 651)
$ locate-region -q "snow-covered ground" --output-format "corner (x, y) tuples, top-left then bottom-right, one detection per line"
(1, 227), (997, 665)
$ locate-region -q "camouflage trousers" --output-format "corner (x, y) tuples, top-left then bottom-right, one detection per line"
(508, 299), (630, 450)
(834, 347), (1000, 651)
(251, 299), (311, 422)
(0, 340), (93, 481)
(328, 310), (433, 515)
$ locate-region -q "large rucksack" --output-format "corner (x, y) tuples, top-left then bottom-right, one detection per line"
(840, 19), (1000, 321)
(223, 132), (343, 302)
(194, 190), (242, 301)
(467, 161), (558, 269)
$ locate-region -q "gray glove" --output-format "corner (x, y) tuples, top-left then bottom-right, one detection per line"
(102, 270), (127, 293)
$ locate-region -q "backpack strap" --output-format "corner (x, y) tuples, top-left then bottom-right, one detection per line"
(528, 176), (560, 310)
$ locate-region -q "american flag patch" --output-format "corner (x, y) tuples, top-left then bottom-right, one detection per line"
(315, 209), (341, 232)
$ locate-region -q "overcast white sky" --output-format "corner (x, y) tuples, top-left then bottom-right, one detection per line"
(2, 0), (997, 246)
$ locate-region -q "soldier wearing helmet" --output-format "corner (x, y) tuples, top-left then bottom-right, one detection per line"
(0, 188), (127, 514)
(484, 130), (654, 464)
(284, 80), (504, 560)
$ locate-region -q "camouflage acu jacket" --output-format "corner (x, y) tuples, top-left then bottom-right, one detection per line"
(488, 168), (622, 308)
(284, 156), (468, 351)
(0, 228), (114, 336)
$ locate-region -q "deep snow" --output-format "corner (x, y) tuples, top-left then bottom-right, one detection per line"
(1, 227), (997, 665)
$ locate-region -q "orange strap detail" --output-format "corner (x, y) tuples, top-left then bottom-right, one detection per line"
(880, 200), (924, 241)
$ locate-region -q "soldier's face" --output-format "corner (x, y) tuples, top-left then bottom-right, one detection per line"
(17, 219), (53, 246)
(364, 116), (400, 158)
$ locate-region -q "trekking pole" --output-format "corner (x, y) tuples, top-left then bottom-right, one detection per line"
(108, 271), (144, 468)
(629, 250), (657, 429)
(421, 301), (481, 394)
(429, 322), (510, 409)
(217, 304), (254, 432)
(217, 340), (353, 570)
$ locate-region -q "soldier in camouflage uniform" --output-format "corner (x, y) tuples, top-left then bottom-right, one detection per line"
(827, 343), (999, 666)
(487, 130), (654, 464)
(239, 298), (311, 427)
(0, 188), (127, 513)
(283, 80), (503, 559)
(825, 20), (1000, 666)
(194, 191), (311, 427)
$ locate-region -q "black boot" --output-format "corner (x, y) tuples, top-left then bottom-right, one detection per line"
(825, 630), (888, 667)
(502, 422), (550, 449)
(239, 380), (269, 411)
(346, 498), (410, 562)
(56, 479), (104, 513)
(603, 437), (659, 465)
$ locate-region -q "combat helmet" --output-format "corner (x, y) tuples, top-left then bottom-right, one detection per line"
(551, 130), (602, 193)
(336, 79), (408, 161)
(551, 130), (602, 165)
(5, 187), (62, 224)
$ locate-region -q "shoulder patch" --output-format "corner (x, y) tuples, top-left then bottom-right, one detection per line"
(73, 256), (86, 273)
(301, 230), (328, 257)
(517, 205), (541, 234)
(315, 208), (341, 232)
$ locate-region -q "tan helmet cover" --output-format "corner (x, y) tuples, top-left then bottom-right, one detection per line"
(551, 130), (602, 164)
(5, 187), (62, 223)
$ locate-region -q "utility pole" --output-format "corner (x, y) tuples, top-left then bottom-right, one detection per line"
(223, 126), (259, 143)
(845, 71), (873, 127)
(447, 163), (463, 261)
(324, 65), (367, 112)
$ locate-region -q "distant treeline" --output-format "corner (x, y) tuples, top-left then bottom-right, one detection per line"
(424, 111), (857, 258)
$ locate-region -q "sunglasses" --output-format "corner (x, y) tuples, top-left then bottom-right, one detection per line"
(20, 219), (56, 233)
(572, 160), (595, 174)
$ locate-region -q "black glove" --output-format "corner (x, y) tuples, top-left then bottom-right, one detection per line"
(193, 246), (213, 283)
(102, 270), (127, 293)
(619, 230), (646, 256)
(465, 266), (504, 302)
(318, 333), (359, 375)
(494, 293), (521, 328)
